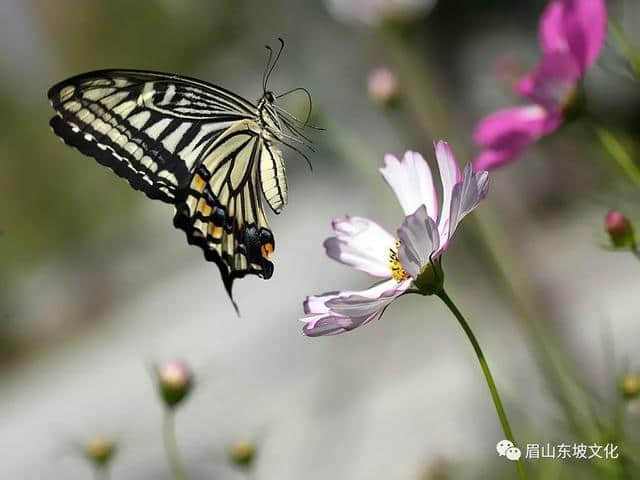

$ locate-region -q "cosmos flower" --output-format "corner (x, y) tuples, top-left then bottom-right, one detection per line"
(473, 0), (607, 171)
(325, 0), (437, 26)
(302, 142), (488, 336)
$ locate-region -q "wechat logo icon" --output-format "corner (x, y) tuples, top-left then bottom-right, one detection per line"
(497, 440), (521, 461)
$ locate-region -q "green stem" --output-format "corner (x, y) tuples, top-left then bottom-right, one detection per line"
(437, 288), (527, 480)
(93, 467), (110, 480)
(163, 410), (189, 480)
(632, 248), (640, 262)
(595, 127), (640, 189)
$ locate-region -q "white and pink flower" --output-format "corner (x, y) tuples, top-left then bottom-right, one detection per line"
(302, 141), (489, 336)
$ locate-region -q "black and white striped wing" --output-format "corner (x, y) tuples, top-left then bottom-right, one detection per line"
(173, 121), (287, 305)
(48, 69), (258, 202)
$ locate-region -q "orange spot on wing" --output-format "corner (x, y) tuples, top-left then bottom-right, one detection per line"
(261, 242), (274, 259)
(197, 201), (212, 217)
(210, 225), (223, 239)
(192, 174), (206, 192)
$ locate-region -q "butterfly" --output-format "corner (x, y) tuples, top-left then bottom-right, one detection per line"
(47, 39), (316, 311)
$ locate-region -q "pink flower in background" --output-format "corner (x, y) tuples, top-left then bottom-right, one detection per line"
(473, 0), (606, 171)
(301, 142), (488, 337)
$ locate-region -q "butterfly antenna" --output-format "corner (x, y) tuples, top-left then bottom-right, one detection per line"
(264, 38), (285, 91)
(263, 45), (274, 93)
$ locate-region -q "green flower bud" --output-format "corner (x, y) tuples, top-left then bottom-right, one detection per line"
(156, 360), (193, 409)
(84, 438), (116, 468)
(605, 210), (636, 248)
(620, 373), (640, 399)
(229, 440), (257, 470)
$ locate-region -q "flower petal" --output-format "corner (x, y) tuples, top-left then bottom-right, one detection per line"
(473, 149), (521, 172)
(472, 105), (562, 170)
(380, 151), (438, 219)
(539, 1), (567, 55)
(301, 279), (409, 336)
(539, 0), (606, 73)
(442, 164), (489, 246)
(434, 140), (462, 237)
(302, 314), (354, 337)
(517, 52), (581, 109)
(396, 205), (440, 278)
(324, 216), (395, 278)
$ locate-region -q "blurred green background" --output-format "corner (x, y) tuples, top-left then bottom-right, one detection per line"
(2, 1), (640, 479)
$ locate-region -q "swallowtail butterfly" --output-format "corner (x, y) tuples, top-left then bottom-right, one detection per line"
(47, 40), (315, 311)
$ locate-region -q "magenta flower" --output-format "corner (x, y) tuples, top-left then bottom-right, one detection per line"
(301, 141), (488, 336)
(473, 0), (606, 171)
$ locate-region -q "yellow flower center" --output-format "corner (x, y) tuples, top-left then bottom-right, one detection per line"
(389, 241), (410, 281)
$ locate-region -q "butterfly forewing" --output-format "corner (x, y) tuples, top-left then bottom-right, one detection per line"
(48, 69), (292, 306)
(48, 70), (257, 202)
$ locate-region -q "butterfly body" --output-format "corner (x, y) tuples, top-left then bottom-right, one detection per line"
(47, 68), (302, 308)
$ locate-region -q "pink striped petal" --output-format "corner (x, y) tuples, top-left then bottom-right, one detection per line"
(442, 164), (489, 246)
(302, 279), (410, 336)
(324, 216), (395, 278)
(380, 151), (439, 219)
(396, 205), (440, 278)
(434, 140), (462, 237)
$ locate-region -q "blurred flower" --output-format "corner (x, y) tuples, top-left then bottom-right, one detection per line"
(229, 440), (257, 470)
(301, 142), (488, 336)
(155, 360), (193, 409)
(620, 373), (640, 399)
(326, 0), (436, 26)
(368, 66), (400, 106)
(473, 0), (607, 171)
(84, 437), (116, 468)
(605, 210), (636, 249)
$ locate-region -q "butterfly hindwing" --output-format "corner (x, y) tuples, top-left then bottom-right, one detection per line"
(48, 69), (257, 203)
(173, 121), (278, 304)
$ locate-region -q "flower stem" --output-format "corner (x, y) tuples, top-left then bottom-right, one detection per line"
(436, 288), (527, 480)
(93, 467), (110, 480)
(595, 127), (640, 189)
(163, 409), (189, 480)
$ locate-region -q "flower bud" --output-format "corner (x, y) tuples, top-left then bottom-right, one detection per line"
(368, 67), (399, 106)
(620, 373), (640, 399)
(605, 210), (635, 248)
(156, 360), (193, 409)
(229, 440), (257, 470)
(84, 438), (116, 468)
